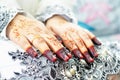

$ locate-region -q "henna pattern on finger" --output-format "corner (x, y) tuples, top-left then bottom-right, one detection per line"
(83, 52), (94, 63)
(54, 35), (62, 43)
(63, 47), (72, 58)
(56, 48), (70, 62)
(62, 32), (74, 49)
(72, 49), (84, 59)
(64, 39), (76, 50)
(46, 35), (62, 47)
(89, 46), (99, 58)
(43, 50), (57, 62)
(92, 37), (102, 45)
(26, 47), (38, 57)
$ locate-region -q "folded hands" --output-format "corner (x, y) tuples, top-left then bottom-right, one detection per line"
(6, 14), (101, 63)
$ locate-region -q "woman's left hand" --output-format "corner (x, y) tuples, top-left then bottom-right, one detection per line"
(46, 15), (101, 63)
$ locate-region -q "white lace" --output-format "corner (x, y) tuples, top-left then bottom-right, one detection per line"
(35, 4), (77, 23)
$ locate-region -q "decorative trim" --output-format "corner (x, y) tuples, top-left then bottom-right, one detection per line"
(35, 5), (76, 23)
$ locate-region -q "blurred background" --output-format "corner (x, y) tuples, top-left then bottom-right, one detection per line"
(17, 0), (120, 41)
(72, 0), (120, 41)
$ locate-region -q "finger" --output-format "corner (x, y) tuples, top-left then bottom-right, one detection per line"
(41, 34), (70, 61)
(48, 26), (83, 59)
(60, 32), (84, 59)
(26, 47), (38, 57)
(47, 28), (63, 43)
(54, 35), (63, 43)
(45, 28), (71, 59)
(8, 31), (38, 57)
(69, 32), (94, 63)
(20, 27), (57, 62)
(78, 31), (98, 58)
(63, 47), (72, 59)
(84, 29), (101, 45)
(26, 34), (57, 62)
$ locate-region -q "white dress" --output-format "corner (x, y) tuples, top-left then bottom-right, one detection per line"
(0, 0), (120, 80)
(0, 0), (76, 79)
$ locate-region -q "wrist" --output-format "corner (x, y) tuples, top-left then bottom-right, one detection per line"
(46, 15), (68, 27)
(6, 14), (26, 37)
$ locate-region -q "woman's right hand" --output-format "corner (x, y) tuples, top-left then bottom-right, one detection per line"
(6, 14), (72, 62)
(46, 15), (101, 63)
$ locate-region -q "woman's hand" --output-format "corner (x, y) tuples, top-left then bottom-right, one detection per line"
(6, 14), (72, 62)
(46, 15), (101, 63)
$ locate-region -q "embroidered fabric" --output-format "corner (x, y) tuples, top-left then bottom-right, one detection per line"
(0, 41), (120, 80)
(59, 41), (120, 80)
(35, 5), (77, 23)
(0, 3), (22, 40)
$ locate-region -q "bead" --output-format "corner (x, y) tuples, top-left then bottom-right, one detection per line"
(65, 70), (72, 78)
(69, 68), (76, 75)
(80, 59), (87, 65)
(72, 65), (77, 70)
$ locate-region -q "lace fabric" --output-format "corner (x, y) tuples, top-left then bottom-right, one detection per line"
(61, 41), (120, 80)
(0, 41), (120, 80)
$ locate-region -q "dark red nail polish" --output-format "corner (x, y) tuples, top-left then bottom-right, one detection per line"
(64, 48), (72, 58)
(66, 53), (72, 58)
(83, 52), (94, 63)
(43, 50), (57, 62)
(55, 35), (62, 43)
(72, 49), (84, 59)
(26, 47), (38, 57)
(89, 46), (99, 58)
(92, 37), (101, 45)
(56, 48), (69, 62)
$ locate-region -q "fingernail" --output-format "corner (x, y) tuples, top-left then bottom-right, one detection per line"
(26, 47), (38, 57)
(55, 35), (62, 43)
(72, 49), (84, 59)
(56, 48), (69, 62)
(92, 37), (101, 45)
(64, 48), (72, 58)
(89, 46), (99, 58)
(66, 53), (72, 58)
(83, 52), (94, 63)
(43, 50), (57, 62)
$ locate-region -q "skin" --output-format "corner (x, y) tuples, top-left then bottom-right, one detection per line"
(46, 15), (101, 63)
(6, 14), (69, 62)
(6, 14), (101, 63)
(107, 74), (120, 80)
